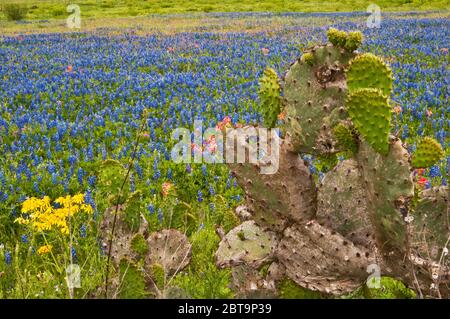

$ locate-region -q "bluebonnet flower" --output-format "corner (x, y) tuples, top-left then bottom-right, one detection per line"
(80, 224), (87, 238)
(148, 204), (155, 215)
(21, 234), (28, 244)
(71, 247), (77, 263)
(197, 190), (203, 202)
(4, 251), (11, 265)
(77, 167), (84, 185)
(429, 165), (441, 178)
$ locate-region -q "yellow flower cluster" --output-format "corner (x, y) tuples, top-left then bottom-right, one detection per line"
(15, 194), (93, 235)
(37, 245), (53, 255)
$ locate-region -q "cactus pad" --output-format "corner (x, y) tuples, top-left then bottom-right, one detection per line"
(216, 220), (276, 268)
(346, 53), (393, 96)
(146, 229), (192, 276)
(332, 121), (358, 155)
(259, 67), (281, 128)
(317, 159), (374, 248)
(411, 137), (444, 169)
(282, 43), (355, 155)
(345, 31), (363, 52)
(228, 140), (317, 232)
(100, 204), (149, 266)
(412, 186), (449, 262)
(346, 88), (391, 155)
(356, 138), (414, 269)
(277, 221), (376, 295)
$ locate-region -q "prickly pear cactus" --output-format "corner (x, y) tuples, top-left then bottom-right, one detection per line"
(226, 28), (449, 299)
(411, 137), (445, 169)
(215, 220), (276, 268)
(230, 264), (278, 298)
(259, 67), (281, 128)
(146, 229), (192, 276)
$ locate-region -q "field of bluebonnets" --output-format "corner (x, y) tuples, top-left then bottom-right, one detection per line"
(0, 12), (448, 298)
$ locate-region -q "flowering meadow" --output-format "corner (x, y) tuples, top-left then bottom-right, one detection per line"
(0, 12), (448, 298)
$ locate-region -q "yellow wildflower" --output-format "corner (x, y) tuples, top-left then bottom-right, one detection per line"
(37, 245), (53, 255)
(16, 193), (94, 235)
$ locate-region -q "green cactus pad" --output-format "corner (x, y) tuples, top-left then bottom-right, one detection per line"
(301, 52), (314, 65)
(332, 122), (358, 155)
(259, 67), (281, 128)
(215, 220), (276, 268)
(346, 53), (393, 96)
(411, 137), (444, 168)
(345, 31), (363, 52)
(346, 88), (391, 155)
(327, 28), (348, 47)
(283, 44), (355, 155)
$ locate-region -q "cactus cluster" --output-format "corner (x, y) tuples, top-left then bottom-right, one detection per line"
(224, 28), (448, 298)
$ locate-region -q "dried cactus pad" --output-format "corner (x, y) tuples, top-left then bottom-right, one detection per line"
(317, 159), (374, 248)
(277, 221), (376, 295)
(412, 186), (449, 262)
(411, 137), (444, 169)
(228, 140), (317, 233)
(346, 53), (393, 96)
(100, 205), (148, 265)
(216, 220), (276, 268)
(146, 229), (192, 276)
(346, 88), (391, 155)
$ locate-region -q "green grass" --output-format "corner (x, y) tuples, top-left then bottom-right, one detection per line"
(0, 0), (449, 21)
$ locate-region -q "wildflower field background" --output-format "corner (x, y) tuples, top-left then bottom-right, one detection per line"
(0, 1), (448, 299)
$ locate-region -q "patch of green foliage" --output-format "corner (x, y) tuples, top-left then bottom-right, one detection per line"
(1, 0), (448, 21)
(278, 278), (325, 299)
(171, 226), (234, 299)
(341, 277), (416, 299)
(118, 259), (148, 299)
